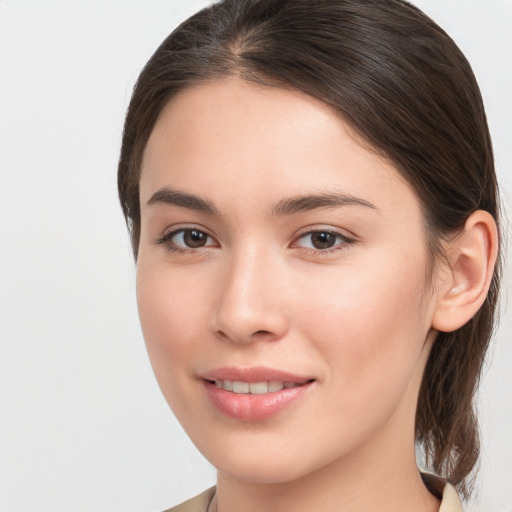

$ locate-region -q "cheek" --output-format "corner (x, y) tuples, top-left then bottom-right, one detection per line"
(297, 251), (432, 402)
(136, 261), (208, 397)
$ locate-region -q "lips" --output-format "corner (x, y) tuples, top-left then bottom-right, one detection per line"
(200, 367), (315, 421)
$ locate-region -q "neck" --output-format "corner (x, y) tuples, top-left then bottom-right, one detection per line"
(215, 442), (439, 512)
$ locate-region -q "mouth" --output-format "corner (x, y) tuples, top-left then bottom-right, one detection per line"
(208, 379), (313, 395)
(200, 367), (316, 421)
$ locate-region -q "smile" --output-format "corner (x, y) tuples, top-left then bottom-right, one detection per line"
(213, 380), (305, 394)
(201, 368), (316, 421)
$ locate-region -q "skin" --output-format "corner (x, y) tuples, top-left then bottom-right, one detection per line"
(136, 78), (446, 512)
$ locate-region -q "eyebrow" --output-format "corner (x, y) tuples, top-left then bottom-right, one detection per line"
(146, 187), (377, 217)
(271, 193), (378, 216)
(147, 187), (219, 215)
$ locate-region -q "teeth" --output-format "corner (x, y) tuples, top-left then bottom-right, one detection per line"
(213, 379), (301, 394)
(268, 380), (284, 392)
(249, 382), (268, 394)
(232, 381), (250, 393)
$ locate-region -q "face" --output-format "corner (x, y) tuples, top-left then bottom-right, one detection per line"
(137, 79), (441, 484)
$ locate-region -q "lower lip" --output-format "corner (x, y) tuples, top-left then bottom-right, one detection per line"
(203, 380), (314, 421)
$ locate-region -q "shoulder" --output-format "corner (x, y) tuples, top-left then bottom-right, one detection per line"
(162, 479), (463, 512)
(421, 472), (464, 512)
(162, 487), (216, 512)
(438, 482), (464, 512)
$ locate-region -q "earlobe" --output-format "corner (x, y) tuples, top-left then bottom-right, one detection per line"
(432, 210), (498, 333)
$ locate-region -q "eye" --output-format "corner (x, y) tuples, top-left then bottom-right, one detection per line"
(156, 228), (218, 252)
(294, 230), (352, 252)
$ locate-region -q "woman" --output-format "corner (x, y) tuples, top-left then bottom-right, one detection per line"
(118, 0), (501, 510)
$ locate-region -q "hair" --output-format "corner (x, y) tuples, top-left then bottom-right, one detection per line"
(118, 0), (501, 498)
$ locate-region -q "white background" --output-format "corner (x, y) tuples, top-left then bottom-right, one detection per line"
(0, 1), (510, 511)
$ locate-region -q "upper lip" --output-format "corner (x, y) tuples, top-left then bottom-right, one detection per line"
(200, 366), (314, 384)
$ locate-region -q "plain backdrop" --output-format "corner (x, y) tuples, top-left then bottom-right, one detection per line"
(0, 1), (510, 511)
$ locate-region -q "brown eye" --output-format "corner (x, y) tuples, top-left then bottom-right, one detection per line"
(160, 228), (218, 251)
(309, 231), (337, 249)
(182, 229), (208, 248)
(295, 230), (352, 252)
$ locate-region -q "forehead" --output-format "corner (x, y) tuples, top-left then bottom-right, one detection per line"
(140, 78), (420, 220)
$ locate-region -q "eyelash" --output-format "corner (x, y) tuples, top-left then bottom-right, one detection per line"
(293, 229), (354, 255)
(155, 227), (355, 255)
(155, 227), (218, 254)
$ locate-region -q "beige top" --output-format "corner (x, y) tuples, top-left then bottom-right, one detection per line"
(164, 473), (463, 512)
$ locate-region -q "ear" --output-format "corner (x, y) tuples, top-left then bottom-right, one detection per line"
(432, 210), (499, 333)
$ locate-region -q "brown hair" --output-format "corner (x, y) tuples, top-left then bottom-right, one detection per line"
(118, 0), (501, 497)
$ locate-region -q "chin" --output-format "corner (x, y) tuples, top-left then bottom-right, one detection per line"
(215, 457), (312, 485)
(194, 431), (331, 485)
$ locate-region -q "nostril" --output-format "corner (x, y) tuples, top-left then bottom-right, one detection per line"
(254, 330), (271, 336)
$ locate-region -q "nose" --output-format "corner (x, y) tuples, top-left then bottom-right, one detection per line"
(208, 248), (289, 345)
